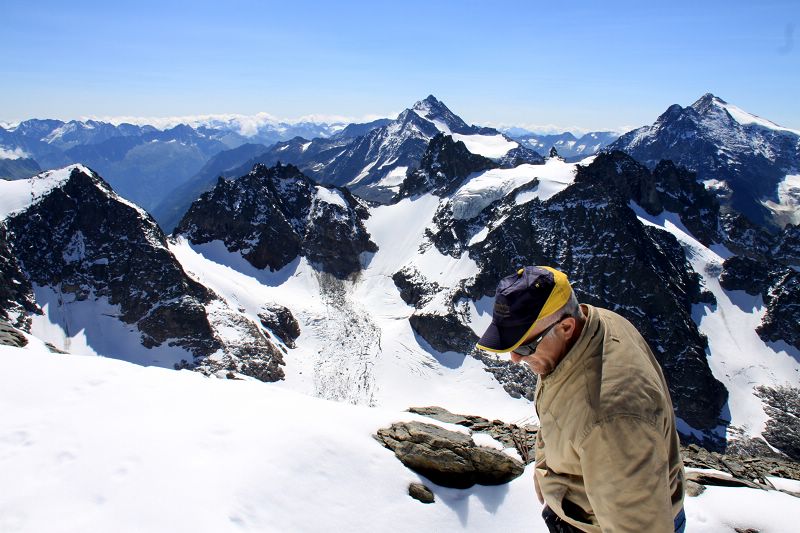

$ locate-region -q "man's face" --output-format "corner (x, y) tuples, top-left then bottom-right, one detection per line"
(510, 318), (570, 375)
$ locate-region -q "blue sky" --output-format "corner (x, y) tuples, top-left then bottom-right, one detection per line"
(2, 0), (798, 133)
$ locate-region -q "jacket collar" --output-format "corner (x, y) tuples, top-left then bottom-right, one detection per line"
(541, 304), (602, 386)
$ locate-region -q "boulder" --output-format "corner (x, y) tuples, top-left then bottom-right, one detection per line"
(375, 421), (524, 489)
(408, 483), (435, 504)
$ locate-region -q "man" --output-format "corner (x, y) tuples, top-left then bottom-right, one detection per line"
(477, 266), (685, 533)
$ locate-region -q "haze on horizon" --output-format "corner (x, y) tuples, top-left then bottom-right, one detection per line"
(2, 0), (798, 134)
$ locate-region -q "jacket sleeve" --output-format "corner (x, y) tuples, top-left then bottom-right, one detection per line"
(578, 415), (674, 533)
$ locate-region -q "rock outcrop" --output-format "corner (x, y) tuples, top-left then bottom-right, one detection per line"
(375, 420), (525, 489)
(176, 163), (377, 278)
(2, 166), (285, 382)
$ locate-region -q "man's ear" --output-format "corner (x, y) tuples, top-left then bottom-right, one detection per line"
(560, 317), (577, 340)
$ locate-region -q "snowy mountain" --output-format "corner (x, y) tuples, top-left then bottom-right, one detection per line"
(0, 166), (287, 380)
(507, 130), (619, 160)
(607, 93), (800, 229)
(214, 96), (544, 203)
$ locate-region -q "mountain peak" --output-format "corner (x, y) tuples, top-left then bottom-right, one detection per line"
(412, 95), (445, 112)
(690, 93), (729, 115)
(409, 95), (472, 135)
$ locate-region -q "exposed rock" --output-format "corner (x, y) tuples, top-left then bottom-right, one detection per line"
(176, 163), (377, 278)
(471, 351), (538, 402)
(0, 320), (27, 348)
(408, 483), (435, 504)
(754, 386), (800, 461)
(392, 266), (442, 307)
(258, 304), (301, 348)
(375, 421), (525, 489)
(5, 167), (220, 357)
(408, 312), (477, 355)
(0, 225), (39, 330)
(408, 406), (538, 464)
(396, 133), (497, 200)
(685, 471), (761, 489)
(681, 443), (800, 485)
(497, 145), (545, 168)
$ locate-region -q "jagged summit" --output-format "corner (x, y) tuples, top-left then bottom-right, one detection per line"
(410, 95), (473, 134)
(690, 92), (727, 113)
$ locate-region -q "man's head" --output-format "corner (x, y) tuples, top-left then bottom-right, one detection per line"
(477, 266), (584, 375)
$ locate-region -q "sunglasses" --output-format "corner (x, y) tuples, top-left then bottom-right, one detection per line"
(513, 316), (568, 356)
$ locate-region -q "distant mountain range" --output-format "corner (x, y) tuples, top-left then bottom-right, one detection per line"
(503, 130), (619, 161)
(2, 97), (616, 229)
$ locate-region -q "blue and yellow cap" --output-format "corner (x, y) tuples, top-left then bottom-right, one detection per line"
(476, 266), (572, 353)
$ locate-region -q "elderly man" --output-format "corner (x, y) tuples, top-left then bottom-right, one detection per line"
(477, 266), (685, 533)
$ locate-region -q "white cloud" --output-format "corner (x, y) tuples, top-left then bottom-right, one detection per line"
(0, 146), (30, 160)
(83, 111), (394, 135)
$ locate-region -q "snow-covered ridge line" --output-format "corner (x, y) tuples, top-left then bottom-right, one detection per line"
(713, 99), (800, 136)
(0, 165), (92, 220)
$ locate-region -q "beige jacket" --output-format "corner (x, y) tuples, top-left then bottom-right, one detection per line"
(534, 305), (684, 533)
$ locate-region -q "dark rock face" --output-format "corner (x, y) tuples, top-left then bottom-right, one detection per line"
(754, 386), (800, 461)
(497, 145), (545, 168)
(720, 257), (800, 350)
(0, 225), (39, 330)
(408, 313), (478, 354)
(774, 224), (800, 264)
(4, 166), (285, 381)
(258, 304), (301, 348)
(396, 134), (498, 199)
(682, 443), (800, 487)
(471, 350), (539, 402)
(462, 153), (728, 433)
(5, 167), (219, 356)
(392, 266), (477, 355)
(607, 93), (800, 229)
(175, 163), (377, 278)
(375, 421), (524, 489)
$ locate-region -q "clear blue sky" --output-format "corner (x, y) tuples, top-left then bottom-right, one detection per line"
(2, 0), (798, 133)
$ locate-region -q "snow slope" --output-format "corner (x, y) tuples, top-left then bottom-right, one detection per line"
(0, 166), (91, 219)
(2, 345), (798, 533)
(714, 99), (800, 136)
(630, 204), (800, 440)
(450, 157), (581, 220)
(170, 205), (531, 421)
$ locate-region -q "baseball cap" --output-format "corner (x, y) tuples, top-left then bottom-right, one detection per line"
(476, 266), (572, 353)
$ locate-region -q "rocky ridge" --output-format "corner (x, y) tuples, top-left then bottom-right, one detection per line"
(175, 162), (377, 278)
(1, 166), (286, 381)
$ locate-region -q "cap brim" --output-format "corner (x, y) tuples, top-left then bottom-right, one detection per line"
(476, 320), (533, 353)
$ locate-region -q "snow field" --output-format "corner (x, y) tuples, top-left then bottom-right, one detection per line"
(2, 346), (799, 533)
